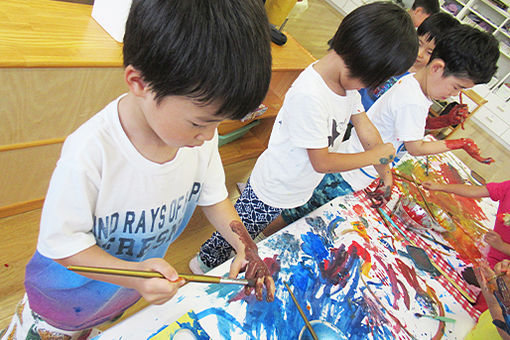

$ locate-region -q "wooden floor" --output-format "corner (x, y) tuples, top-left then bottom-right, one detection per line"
(1, 0), (510, 332)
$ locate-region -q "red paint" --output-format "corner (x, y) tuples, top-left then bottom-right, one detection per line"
(402, 204), (427, 226)
(353, 204), (365, 215)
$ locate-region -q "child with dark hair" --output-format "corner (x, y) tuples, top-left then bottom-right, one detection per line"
(408, 0), (440, 27)
(360, 12), (460, 112)
(1, 0), (275, 339)
(190, 2), (418, 274)
(268, 12), (460, 232)
(273, 24), (499, 230)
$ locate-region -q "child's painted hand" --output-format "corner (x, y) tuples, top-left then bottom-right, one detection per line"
(135, 258), (185, 305)
(485, 231), (505, 251)
(229, 221), (275, 302)
(365, 178), (392, 208)
(426, 103), (469, 130)
(495, 260), (510, 277)
(421, 180), (444, 191)
(370, 143), (396, 166)
(445, 138), (495, 164)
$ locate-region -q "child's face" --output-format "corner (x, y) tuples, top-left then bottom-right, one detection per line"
(143, 94), (224, 149)
(427, 71), (475, 101)
(411, 35), (435, 72)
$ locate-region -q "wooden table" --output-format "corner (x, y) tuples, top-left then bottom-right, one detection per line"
(0, 0), (315, 217)
(95, 149), (498, 340)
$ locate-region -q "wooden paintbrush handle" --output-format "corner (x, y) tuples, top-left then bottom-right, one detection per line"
(67, 266), (253, 286)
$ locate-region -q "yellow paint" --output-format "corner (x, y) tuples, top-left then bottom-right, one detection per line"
(351, 221), (370, 242)
(150, 310), (208, 339)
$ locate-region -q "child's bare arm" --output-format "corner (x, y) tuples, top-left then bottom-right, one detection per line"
(307, 144), (395, 173)
(421, 181), (489, 198)
(307, 113), (395, 174)
(404, 139), (451, 156)
(475, 263), (510, 340)
(404, 138), (494, 164)
(485, 232), (510, 257)
(351, 112), (393, 189)
(55, 245), (184, 305)
(200, 198), (275, 302)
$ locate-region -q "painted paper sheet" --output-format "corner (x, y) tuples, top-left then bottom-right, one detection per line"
(147, 310), (210, 340)
(96, 149), (497, 340)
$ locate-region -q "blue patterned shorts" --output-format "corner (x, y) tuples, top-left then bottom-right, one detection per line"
(199, 179), (281, 268)
(280, 172), (353, 224)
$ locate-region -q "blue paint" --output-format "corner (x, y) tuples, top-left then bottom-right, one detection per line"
(301, 232), (329, 261)
(379, 238), (395, 253)
(147, 324), (169, 339)
(327, 215), (346, 239)
(192, 230), (395, 339)
(299, 320), (346, 340)
(264, 232), (301, 263)
(197, 308), (257, 340)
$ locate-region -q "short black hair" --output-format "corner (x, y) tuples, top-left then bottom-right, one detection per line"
(417, 12), (460, 43)
(430, 24), (499, 84)
(123, 0), (272, 120)
(412, 0), (440, 15)
(330, 2), (418, 89)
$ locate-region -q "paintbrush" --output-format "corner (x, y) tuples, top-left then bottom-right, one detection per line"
(284, 282), (319, 340)
(67, 265), (255, 286)
(414, 313), (456, 323)
(414, 231), (453, 251)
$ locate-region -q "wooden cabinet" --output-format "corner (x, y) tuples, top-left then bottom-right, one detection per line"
(0, 0), (315, 216)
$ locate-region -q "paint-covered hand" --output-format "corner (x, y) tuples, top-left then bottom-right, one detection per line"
(230, 248), (276, 302)
(425, 103), (469, 130)
(474, 264), (497, 295)
(135, 258), (185, 305)
(445, 138), (495, 164)
(229, 221), (275, 302)
(365, 179), (392, 208)
(495, 260), (510, 277)
(370, 143), (396, 166)
(485, 230), (506, 251)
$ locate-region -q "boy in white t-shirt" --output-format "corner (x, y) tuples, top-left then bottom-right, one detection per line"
(190, 2), (419, 273)
(339, 25), (498, 191)
(274, 24), (500, 230)
(1, 1), (276, 339)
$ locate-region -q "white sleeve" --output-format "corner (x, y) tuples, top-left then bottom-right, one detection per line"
(283, 92), (330, 149)
(37, 162), (98, 259)
(394, 104), (428, 142)
(197, 133), (228, 206)
(349, 91), (366, 117)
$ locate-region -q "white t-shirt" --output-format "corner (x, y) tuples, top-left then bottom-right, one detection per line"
(339, 74), (432, 190)
(250, 63), (364, 208)
(37, 95), (228, 260)
(26, 95), (228, 330)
